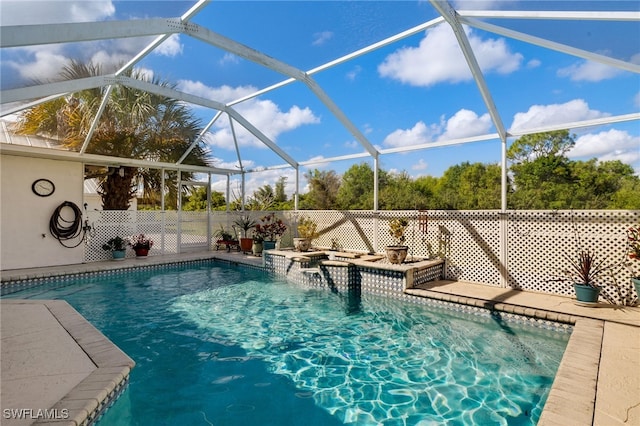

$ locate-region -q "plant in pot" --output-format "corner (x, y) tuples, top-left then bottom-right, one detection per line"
(128, 233), (153, 257)
(386, 218), (409, 264)
(562, 248), (612, 304)
(102, 236), (127, 260)
(234, 214), (256, 254)
(257, 213), (287, 250)
(251, 228), (265, 256)
(214, 225), (238, 251)
(294, 216), (319, 252)
(626, 225), (640, 300)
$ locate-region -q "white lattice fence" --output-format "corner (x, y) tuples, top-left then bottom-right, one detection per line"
(85, 210), (178, 261)
(507, 210), (639, 302)
(86, 209), (639, 302)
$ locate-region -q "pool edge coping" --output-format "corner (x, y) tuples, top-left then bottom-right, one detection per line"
(1, 299), (134, 426)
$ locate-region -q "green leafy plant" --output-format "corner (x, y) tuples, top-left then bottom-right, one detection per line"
(102, 236), (126, 251)
(297, 216), (319, 240)
(214, 225), (235, 241)
(388, 218), (409, 246)
(233, 214), (256, 238)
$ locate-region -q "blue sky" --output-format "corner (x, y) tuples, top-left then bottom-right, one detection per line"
(1, 1), (639, 198)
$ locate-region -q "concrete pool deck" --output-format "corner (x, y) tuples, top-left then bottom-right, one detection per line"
(1, 251), (639, 425)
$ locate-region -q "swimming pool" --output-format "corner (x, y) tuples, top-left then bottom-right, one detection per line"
(4, 261), (570, 425)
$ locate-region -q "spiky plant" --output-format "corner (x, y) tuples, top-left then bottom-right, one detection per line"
(563, 249), (610, 288)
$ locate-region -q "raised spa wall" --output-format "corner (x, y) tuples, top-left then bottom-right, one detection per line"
(263, 250), (445, 297)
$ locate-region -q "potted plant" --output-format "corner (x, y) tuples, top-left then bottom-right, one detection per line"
(256, 213), (287, 250)
(562, 248), (611, 304)
(294, 216), (319, 252)
(626, 225), (640, 299)
(128, 233), (153, 257)
(234, 214), (256, 253)
(386, 218), (409, 264)
(214, 225), (238, 251)
(251, 228), (265, 256)
(102, 236), (127, 260)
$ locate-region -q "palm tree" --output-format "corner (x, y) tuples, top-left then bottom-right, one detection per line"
(16, 60), (211, 210)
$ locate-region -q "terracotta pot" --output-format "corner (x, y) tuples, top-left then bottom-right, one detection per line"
(240, 238), (253, 253)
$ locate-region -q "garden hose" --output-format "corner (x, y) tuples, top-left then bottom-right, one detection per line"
(49, 201), (86, 248)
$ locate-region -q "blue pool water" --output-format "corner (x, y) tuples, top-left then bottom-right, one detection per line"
(4, 262), (569, 425)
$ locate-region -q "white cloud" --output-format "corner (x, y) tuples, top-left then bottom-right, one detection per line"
(7, 48), (70, 82)
(180, 81), (320, 150)
(412, 159), (429, 171)
(558, 52), (640, 82)
(154, 34), (183, 57)
(383, 121), (438, 147)
(558, 60), (623, 82)
(312, 31), (334, 46)
(346, 65), (362, 81)
(219, 53), (240, 66)
(510, 99), (609, 132)
(527, 59), (541, 69)
(344, 140), (360, 150)
(570, 129), (640, 165)
(378, 24), (522, 87)
(437, 109), (492, 141)
(383, 108), (492, 147)
(1, 1), (115, 25)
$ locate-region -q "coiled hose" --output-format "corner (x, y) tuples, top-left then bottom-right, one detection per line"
(49, 201), (85, 248)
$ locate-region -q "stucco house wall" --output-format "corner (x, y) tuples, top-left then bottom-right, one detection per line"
(1, 154), (85, 270)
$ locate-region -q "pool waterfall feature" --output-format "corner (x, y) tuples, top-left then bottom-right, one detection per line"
(263, 250), (446, 301)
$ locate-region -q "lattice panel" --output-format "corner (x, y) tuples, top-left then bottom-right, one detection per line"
(178, 211), (208, 250)
(289, 210), (376, 253)
(507, 210), (639, 303)
(85, 210), (137, 262)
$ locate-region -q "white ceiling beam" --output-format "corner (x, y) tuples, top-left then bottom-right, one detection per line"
(0, 19), (181, 48)
(0, 94), (68, 117)
(458, 10), (640, 21)
(0, 76), (108, 104)
(180, 22), (306, 81)
(507, 112), (640, 137)
(381, 133), (501, 155)
(0, 143), (238, 175)
(118, 76), (227, 110)
(79, 85), (113, 155)
(462, 17), (640, 74)
(431, 0), (507, 140)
